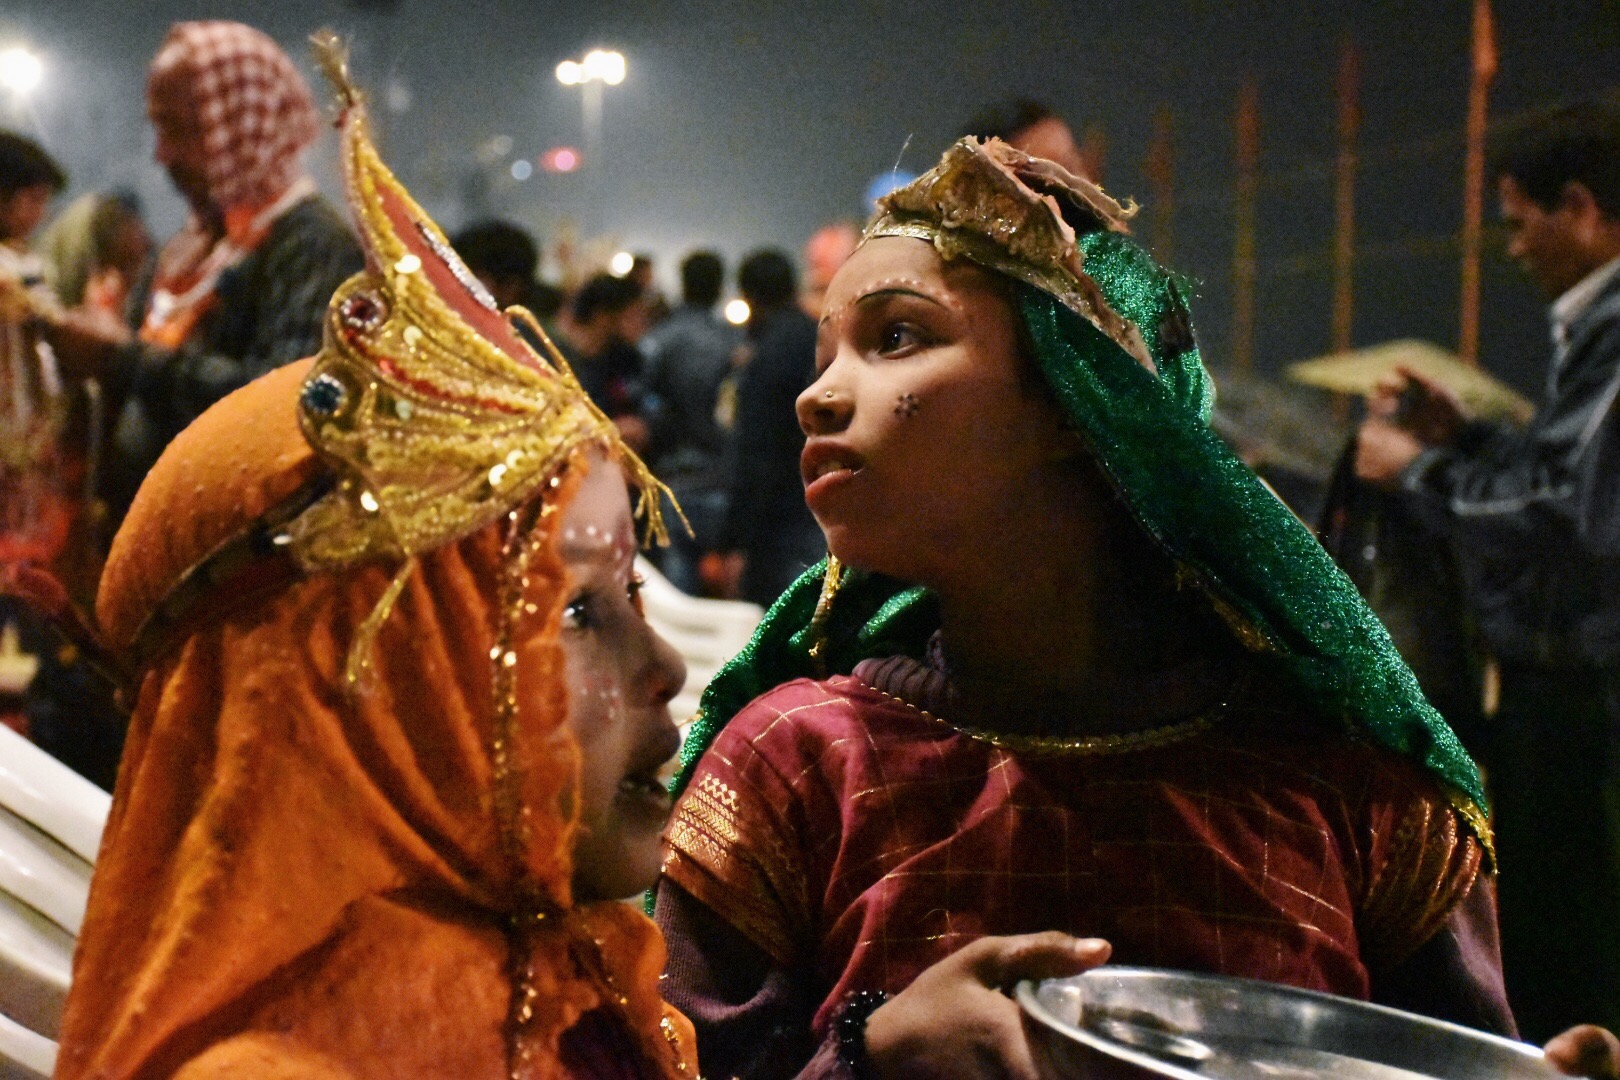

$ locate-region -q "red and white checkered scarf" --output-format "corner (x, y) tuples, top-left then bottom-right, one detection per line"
(147, 21), (319, 212)
(142, 21), (322, 348)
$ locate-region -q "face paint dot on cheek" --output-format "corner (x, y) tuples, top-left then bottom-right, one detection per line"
(894, 393), (920, 418)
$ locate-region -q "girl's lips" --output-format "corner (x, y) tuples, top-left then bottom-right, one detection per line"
(804, 464), (859, 507)
(801, 440), (866, 489)
(619, 719), (679, 817)
(617, 769), (674, 821)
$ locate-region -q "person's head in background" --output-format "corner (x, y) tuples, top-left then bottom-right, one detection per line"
(799, 221), (859, 319)
(960, 97), (1098, 181)
(1492, 100), (1620, 301)
(738, 248), (798, 330)
(92, 193), (152, 285)
(452, 219), (541, 311)
(678, 250), (723, 311)
(145, 21), (319, 228)
(565, 271), (649, 355)
(40, 191), (152, 309)
(627, 254), (656, 295)
(0, 131), (67, 245)
(627, 253), (669, 325)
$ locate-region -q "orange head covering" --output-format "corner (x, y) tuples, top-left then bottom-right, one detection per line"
(55, 41), (693, 1080)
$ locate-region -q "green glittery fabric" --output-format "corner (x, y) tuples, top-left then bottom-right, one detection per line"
(672, 229), (1489, 845)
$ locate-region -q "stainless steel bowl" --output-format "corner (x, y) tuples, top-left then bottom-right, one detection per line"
(1017, 966), (1565, 1079)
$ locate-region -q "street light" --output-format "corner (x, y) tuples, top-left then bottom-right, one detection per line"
(0, 47), (43, 96)
(555, 49), (626, 169)
(555, 49), (625, 87)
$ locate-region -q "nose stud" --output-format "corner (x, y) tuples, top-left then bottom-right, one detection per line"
(824, 390), (836, 400)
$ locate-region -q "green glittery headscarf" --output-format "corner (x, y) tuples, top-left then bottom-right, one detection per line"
(672, 138), (1491, 855)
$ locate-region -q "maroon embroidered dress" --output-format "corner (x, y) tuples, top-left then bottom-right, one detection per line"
(657, 139), (1508, 1078)
(658, 650), (1510, 1077)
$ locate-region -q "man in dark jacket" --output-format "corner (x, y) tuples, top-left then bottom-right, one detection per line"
(1356, 101), (1620, 1041)
(720, 249), (823, 606)
(641, 250), (739, 593)
(48, 21), (362, 522)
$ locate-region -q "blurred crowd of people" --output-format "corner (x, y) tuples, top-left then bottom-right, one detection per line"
(3, 15), (1620, 1065)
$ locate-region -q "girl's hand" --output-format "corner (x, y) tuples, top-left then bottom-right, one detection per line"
(1545, 1025), (1620, 1078)
(864, 932), (1111, 1080)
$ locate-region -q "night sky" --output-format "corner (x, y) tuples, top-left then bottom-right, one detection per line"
(6, 0), (1619, 394)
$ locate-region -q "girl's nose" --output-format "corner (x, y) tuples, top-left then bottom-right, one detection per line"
(797, 378), (853, 437)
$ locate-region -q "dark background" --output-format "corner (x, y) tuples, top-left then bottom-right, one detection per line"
(5, 0), (1619, 395)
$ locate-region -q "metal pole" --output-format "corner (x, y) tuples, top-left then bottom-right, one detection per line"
(583, 80), (604, 171)
(1145, 106), (1175, 265)
(1332, 38), (1361, 354)
(1233, 78), (1261, 372)
(1459, 0), (1497, 367)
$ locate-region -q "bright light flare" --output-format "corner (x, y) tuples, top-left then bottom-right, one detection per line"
(0, 47), (43, 95)
(560, 50), (626, 86)
(541, 146), (581, 173)
(724, 299), (751, 326)
(583, 49), (626, 86)
(609, 251), (635, 277)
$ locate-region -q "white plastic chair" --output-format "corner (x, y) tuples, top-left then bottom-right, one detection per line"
(0, 724), (110, 1074)
(634, 557), (762, 726)
(0, 1009), (54, 1080)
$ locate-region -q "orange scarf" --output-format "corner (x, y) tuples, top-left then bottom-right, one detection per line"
(138, 177), (317, 351)
(55, 362), (696, 1079)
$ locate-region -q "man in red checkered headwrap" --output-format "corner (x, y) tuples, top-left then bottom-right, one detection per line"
(47, 20), (363, 526)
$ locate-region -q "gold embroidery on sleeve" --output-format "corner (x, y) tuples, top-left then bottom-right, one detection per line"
(663, 774), (809, 966)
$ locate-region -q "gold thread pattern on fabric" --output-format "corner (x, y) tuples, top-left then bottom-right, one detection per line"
(863, 678), (1246, 757)
(664, 774), (806, 966)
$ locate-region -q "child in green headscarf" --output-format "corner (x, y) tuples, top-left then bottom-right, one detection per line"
(655, 138), (1620, 1079)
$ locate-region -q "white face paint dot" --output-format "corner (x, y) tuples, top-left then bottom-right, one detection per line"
(394, 254), (422, 274)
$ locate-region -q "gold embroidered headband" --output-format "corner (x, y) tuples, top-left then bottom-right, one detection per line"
(266, 37), (668, 685)
(864, 137), (1155, 371)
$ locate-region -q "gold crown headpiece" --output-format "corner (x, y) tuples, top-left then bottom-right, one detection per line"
(865, 137), (1155, 371)
(288, 35), (671, 685)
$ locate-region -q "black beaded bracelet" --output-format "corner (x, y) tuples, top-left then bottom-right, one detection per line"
(835, 988), (891, 1080)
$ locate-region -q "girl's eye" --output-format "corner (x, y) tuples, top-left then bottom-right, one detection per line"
(878, 323), (925, 355)
(562, 594), (593, 631)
